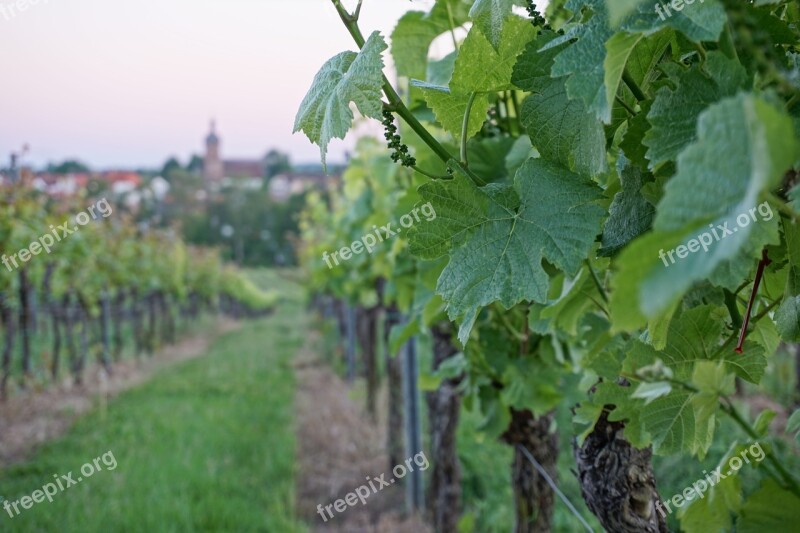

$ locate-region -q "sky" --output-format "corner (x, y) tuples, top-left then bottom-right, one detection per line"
(1, 0), (546, 170)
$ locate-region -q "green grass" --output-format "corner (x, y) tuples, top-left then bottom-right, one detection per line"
(0, 273), (306, 532)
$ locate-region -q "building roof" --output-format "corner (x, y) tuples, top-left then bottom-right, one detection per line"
(223, 159), (263, 178)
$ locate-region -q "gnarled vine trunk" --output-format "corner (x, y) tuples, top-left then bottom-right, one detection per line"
(18, 268), (33, 383)
(502, 408), (558, 533)
(574, 408), (668, 533)
(426, 323), (462, 533)
(0, 292), (16, 400)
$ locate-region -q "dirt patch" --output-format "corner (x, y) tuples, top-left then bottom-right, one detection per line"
(294, 334), (429, 533)
(0, 319), (240, 467)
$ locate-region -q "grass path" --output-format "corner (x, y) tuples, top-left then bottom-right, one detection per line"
(0, 289), (306, 532)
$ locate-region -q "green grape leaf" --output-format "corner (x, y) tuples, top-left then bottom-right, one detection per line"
(599, 156), (655, 255)
(625, 306), (767, 383)
(625, 28), (673, 93)
(737, 479), (800, 533)
(604, 31), (643, 118)
(513, 29), (607, 177)
(410, 159), (605, 343)
(511, 29), (570, 91)
(469, 0), (527, 51)
(644, 52), (749, 169)
(631, 381), (672, 404)
(500, 357), (563, 415)
(776, 219), (800, 341)
(550, 0), (615, 122)
(519, 77), (607, 177)
(419, 86), (491, 141)
(391, 1), (470, 80)
(610, 93), (799, 329)
(678, 468), (742, 533)
(641, 389), (696, 454)
(294, 32), (387, 168)
(787, 409), (800, 442)
(452, 15), (537, 94)
(619, 0), (727, 42)
(789, 183), (800, 213)
(607, 0), (648, 26)
(391, 11), (447, 81)
(539, 269), (599, 336)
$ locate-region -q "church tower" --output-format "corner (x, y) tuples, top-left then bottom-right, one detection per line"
(204, 120), (224, 184)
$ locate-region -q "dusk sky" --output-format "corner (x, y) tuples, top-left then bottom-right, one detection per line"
(2, 0), (546, 170)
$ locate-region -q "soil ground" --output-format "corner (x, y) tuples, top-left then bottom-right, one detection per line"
(293, 332), (429, 533)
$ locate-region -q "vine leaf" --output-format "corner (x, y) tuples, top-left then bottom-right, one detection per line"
(409, 159), (605, 344)
(549, 0), (615, 123)
(469, 0), (526, 51)
(599, 155), (655, 256)
(603, 31), (643, 117)
(514, 31), (607, 178)
(391, 1), (470, 80)
(644, 52), (748, 170)
(625, 306), (767, 383)
(776, 219), (800, 342)
(610, 93), (799, 330)
(293, 32), (387, 169)
(678, 460), (742, 532)
(419, 15), (534, 142)
(737, 479), (800, 533)
(618, 0), (727, 42)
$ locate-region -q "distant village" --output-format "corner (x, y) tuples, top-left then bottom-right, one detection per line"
(1, 121), (339, 205)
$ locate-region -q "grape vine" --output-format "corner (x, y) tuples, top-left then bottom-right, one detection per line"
(297, 0), (800, 531)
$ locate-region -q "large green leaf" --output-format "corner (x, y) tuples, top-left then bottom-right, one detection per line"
(599, 156), (655, 255)
(294, 32), (387, 168)
(619, 0), (727, 42)
(549, 0), (615, 122)
(469, 0), (527, 51)
(519, 77), (607, 178)
(737, 479), (800, 533)
(514, 30), (607, 177)
(603, 31), (643, 118)
(610, 93), (799, 330)
(776, 219), (800, 341)
(451, 15), (537, 93)
(625, 305), (768, 384)
(409, 159), (605, 343)
(391, 0), (471, 80)
(420, 15), (535, 142)
(644, 52), (748, 169)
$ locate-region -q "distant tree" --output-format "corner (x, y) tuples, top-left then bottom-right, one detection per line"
(47, 159), (90, 174)
(161, 157), (182, 179)
(186, 154), (204, 175)
(263, 149), (291, 180)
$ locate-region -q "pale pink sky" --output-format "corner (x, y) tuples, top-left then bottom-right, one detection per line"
(1, 0), (545, 169)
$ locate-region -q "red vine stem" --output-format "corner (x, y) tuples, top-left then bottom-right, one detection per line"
(735, 249), (772, 353)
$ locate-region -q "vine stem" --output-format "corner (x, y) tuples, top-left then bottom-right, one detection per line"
(719, 397), (800, 498)
(624, 372), (800, 498)
(585, 260), (609, 304)
(331, 0), (484, 185)
(461, 92), (477, 166)
(621, 69), (646, 102)
(735, 249), (771, 353)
